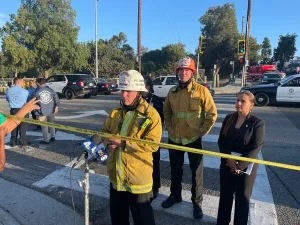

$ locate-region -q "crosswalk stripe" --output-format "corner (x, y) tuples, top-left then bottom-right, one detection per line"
(217, 107), (235, 112)
(32, 156), (277, 224)
(218, 114), (226, 118)
(214, 99), (236, 103)
(214, 96), (236, 99)
(162, 131), (219, 142)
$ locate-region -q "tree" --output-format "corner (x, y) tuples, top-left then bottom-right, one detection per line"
(142, 61), (156, 75)
(248, 37), (261, 66)
(1, 35), (32, 76)
(141, 43), (186, 76)
(61, 42), (90, 74)
(0, 52), (11, 78)
(83, 33), (136, 77)
(199, 3), (239, 76)
(160, 43), (186, 74)
(141, 46), (149, 55)
(261, 37), (272, 64)
(0, 0), (80, 77)
(274, 33), (297, 70)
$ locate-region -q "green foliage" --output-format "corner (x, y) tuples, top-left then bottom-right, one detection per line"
(248, 37), (262, 66)
(199, 3), (239, 75)
(1, 35), (32, 74)
(0, 52), (11, 77)
(1, 0), (80, 77)
(274, 33), (297, 70)
(261, 37), (272, 64)
(142, 43), (186, 76)
(0, 1), (269, 79)
(80, 32), (136, 78)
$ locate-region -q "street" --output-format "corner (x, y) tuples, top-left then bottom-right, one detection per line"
(0, 93), (300, 225)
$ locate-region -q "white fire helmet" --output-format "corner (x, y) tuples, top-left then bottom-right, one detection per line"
(118, 70), (148, 92)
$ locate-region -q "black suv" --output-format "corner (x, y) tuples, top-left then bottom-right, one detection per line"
(260, 73), (282, 84)
(46, 74), (98, 99)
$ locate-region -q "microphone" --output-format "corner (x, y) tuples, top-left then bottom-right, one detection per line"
(72, 134), (107, 168)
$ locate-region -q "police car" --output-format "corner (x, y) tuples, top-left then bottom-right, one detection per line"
(241, 74), (300, 106)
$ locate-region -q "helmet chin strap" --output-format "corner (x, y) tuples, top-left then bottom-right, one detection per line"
(176, 75), (192, 89)
(120, 93), (141, 111)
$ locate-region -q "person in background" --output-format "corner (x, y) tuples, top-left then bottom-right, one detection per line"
(34, 78), (60, 145)
(0, 98), (40, 172)
(162, 56), (217, 219)
(27, 80), (37, 99)
(102, 70), (162, 225)
(217, 91), (265, 225)
(5, 77), (29, 147)
(27, 79), (41, 130)
(7, 81), (13, 88)
(142, 76), (164, 201)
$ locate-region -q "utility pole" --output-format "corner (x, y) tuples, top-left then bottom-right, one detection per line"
(95, 0), (99, 78)
(196, 36), (200, 77)
(137, 0), (142, 73)
(241, 16), (245, 34)
(242, 0), (252, 86)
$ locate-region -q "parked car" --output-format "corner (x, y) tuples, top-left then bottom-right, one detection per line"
(241, 74), (300, 106)
(260, 73), (282, 84)
(46, 74), (98, 100)
(152, 75), (214, 98)
(95, 78), (119, 95)
(277, 71), (286, 79)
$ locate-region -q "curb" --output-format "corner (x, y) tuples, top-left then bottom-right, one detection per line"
(0, 206), (21, 225)
(0, 178), (85, 225)
(214, 90), (240, 95)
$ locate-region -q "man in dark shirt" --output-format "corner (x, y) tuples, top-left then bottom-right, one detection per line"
(34, 78), (60, 145)
(142, 76), (164, 200)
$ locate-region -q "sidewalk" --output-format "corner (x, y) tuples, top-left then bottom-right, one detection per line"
(0, 175), (216, 225)
(0, 178), (84, 225)
(213, 78), (243, 94)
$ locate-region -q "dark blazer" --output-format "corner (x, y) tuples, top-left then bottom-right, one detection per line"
(218, 112), (265, 170)
(143, 93), (164, 124)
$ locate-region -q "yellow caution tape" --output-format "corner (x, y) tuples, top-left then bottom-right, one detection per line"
(3, 114), (300, 171)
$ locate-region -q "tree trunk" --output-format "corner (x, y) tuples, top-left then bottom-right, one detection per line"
(44, 70), (50, 78)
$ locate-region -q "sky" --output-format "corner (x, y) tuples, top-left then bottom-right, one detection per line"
(0, 0), (299, 56)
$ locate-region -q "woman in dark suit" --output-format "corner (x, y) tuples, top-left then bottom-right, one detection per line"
(142, 76), (164, 201)
(217, 91), (265, 225)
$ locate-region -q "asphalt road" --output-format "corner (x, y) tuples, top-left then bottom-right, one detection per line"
(0, 93), (299, 225)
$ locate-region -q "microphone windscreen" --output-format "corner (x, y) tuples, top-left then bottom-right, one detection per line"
(90, 134), (102, 145)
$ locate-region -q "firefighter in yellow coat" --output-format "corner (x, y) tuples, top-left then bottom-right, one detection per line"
(161, 57), (217, 219)
(102, 70), (162, 225)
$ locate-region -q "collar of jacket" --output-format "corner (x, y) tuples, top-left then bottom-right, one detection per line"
(172, 78), (196, 93)
(118, 98), (150, 116)
(233, 111), (253, 122)
(143, 93), (152, 102)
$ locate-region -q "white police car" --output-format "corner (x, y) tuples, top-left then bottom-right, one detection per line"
(241, 74), (300, 106)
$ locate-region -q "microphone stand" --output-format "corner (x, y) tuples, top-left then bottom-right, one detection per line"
(84, 152), (90, 225)
(76, 151), (90, 225)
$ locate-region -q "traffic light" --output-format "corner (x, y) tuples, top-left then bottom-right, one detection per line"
(199, 36), (206, 54)
(238, 40), (245, 56)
